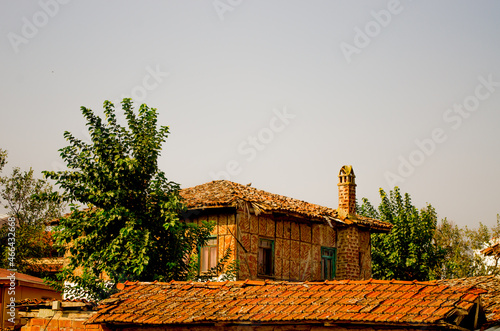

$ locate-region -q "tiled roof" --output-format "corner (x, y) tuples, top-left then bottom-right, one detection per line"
(180, 180), (391, 232)
(25, 257), (65, 272)
(17, 298), (95, 311)
(438, 275), (500, 327)
(87, 279), (485, 329)
(481, 243), (500, 257)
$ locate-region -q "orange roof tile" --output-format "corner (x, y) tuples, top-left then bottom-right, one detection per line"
(438, 276), (500, 327)
(87, 279), (486, 329)
(180, 180), (391, 232)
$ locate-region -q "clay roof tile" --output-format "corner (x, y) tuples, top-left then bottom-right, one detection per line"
(180, 180), (391, 232)
(88, 280), (486, 328)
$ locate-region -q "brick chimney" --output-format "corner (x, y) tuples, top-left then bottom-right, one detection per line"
(338, 165), (356, 217)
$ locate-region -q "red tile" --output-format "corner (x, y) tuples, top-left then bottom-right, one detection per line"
(434, 307), (453, 316)
(462, 294), (478, 302)
(457, 301), (474, 310)
(88, 279), (486, 327)
(386, 313), (405, 322)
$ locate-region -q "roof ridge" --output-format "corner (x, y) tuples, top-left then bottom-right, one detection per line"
(180, 180), (391, 232)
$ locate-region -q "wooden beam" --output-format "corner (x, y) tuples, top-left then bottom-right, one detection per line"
(474, 297), (480, 330)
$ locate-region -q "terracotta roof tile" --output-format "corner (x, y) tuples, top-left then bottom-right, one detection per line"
(180, 180), (391, 232)
(88, 279), (486, 328)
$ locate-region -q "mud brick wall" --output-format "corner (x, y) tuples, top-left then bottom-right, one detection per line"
(189, 208), (369, 281)
(310, 223), (336, 280)
(189, 211), (238, 274)
(237, 208), (337, 281)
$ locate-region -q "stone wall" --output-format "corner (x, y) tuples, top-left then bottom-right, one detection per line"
(336, 226), (372, 280)
(358, 229), (372, 280)
(336, 226), (360, 280)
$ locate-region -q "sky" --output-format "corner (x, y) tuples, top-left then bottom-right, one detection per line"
(1, 1), (499, 229)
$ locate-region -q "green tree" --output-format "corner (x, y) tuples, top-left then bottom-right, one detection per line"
(359, 187), (444, 281)
(0, 149), (7, 172)
(0, 150), (64, 276)
(434, 217), (500, 278)
(44, 99), (213, 300)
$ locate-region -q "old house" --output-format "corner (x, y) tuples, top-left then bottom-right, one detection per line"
(180, 165), (391, 281)
(0, 268), (61, 329)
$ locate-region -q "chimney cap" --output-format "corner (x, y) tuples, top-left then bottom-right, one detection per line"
(338, 165), (355, 177)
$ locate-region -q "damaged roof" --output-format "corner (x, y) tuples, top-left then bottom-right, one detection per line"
(87, 279), (485, 330)
(437, 275), (500, 328)
(180, 180), (391, 232)
(481, 243), (500, 257)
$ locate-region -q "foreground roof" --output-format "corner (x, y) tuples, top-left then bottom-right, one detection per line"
(438, 275), (500, 327)
(87, 279), (485, 330)
(180, 180), (391, 232)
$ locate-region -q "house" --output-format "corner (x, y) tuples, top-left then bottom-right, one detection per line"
(0, 268), (61, 329)
(180, 165), (391, 281)
(0, 214), (64, 279)
(78, 278), (487, 331)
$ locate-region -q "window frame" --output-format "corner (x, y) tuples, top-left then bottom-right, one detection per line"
(199, 236), (218, 274)
(321, 246), (336, 280)
(258, 238), (275, 277)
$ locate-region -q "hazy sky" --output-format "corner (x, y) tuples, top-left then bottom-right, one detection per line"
(1, 1), (499, 228)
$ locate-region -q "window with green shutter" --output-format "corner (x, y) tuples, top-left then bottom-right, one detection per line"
(321, 247), (336, 280)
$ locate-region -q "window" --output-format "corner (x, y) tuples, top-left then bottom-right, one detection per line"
(200, 237), (217, 273)
(258, 238), (274, 276)
(321, 247), (336, 280)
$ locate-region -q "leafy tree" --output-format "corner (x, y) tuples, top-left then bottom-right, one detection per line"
(0, 150), (64, 276)
(0, 149), (7, 172)
(359, 187), (444, 281)
(44, 99), (213, 300)
(434, 217), (500, 278)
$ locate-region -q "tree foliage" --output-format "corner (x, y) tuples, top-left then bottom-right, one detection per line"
(44, 99), (213, 300)
(0, 149), (64, 276)
(433, 217), (500, 278)
(0, 149), (7, 172)
(359, 187), (444, 281)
